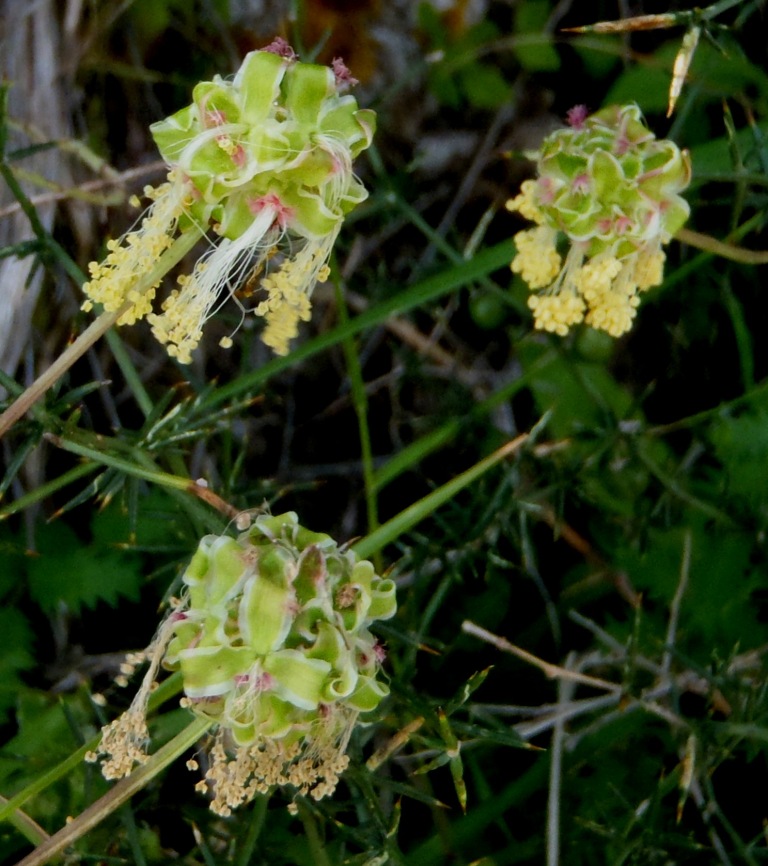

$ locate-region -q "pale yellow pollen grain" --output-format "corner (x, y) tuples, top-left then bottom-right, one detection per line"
(634, 247), (666, 290)
(216, 135), (238, 156)
(92, 708), (151, 780)
(528, 293), (586, 337)
(575, 256), (623, 304)
(506, 179), (545, 224)
(511, 227), (561, 290)
(585, 291), (638, 337)
(256, 239), (335, 356)
(81, 181), (183, 326)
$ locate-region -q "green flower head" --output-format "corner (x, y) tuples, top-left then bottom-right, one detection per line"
(82, 40), (376, 361)
(507, 103), (691, 337)
(87, 512), (396, 815)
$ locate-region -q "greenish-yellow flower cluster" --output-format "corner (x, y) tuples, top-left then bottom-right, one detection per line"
(508, 104), (691, 337)
(82, 40), (375, 361)
(87, 512), (396, 815)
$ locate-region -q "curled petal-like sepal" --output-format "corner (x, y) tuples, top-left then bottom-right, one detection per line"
(347, 675), (390, 712)
(369, 578), (398, 621)
(234, 50), (287, 125)
(180, 645), (257, 698)
(263, 649), (331, 711)
(239, 565), (294, 656)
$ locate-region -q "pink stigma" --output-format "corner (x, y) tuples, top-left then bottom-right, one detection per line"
(614, 214), (633, 234)
(248, 193), (294, 229)
(567, 105), (588, 129)
(572, 173), (590, 193)
(254, 673), (275, 691)
(597, 218), (613, 234)
(230, 144), (247, 168)
(332, 57), (359, 91)
(538, 176), (555, 204)
(262, 37), (298, 61)
(204, 108), (226, 128)
(183, 175), (202, 200)
(615, 133), (631, 156)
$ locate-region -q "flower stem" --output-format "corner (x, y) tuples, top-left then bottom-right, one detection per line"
(43, 431), (240, 517)
(13, 715), (212, 866)
(352, 433), (530, 561)
(334, 276), (381, 569)
(676, 226), (768, 264)
(296, 800), (333, 866)
(0, 229), (201, 440)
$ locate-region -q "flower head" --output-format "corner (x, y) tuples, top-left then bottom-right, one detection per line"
(87, 512), (396, 815)
(507, 103), (691, 337)
(82, 45), (375, 360)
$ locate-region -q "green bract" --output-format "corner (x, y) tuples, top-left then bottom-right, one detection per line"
(534, 104), (691, 257)
(164, 512), (396, 747)
(150, 49), (376, 241)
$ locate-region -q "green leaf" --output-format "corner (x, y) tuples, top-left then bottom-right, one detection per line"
(617, 519), (765, 650)
(444, 667), (493, 716)
(710, 408), (768, 507)
(458, 64), (510, 109)
(518, 339), (634, 440)
(514, 1), (561, 72)
(571, 34), (622, 79)
(0, 609), (35, 725)
(26, 521), (142, 614)
(91, 487), (193, 550)
(0, 691), (81, 790)
(603, 62), (671, 115)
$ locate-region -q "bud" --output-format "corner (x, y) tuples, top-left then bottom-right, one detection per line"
(82, 41), (375, 361)
(507, 103), (691, 337)
(87, 512), (396, 815)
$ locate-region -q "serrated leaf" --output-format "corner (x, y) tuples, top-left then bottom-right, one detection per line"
(26, 521), (142, 614)
(617, 520), (764, 650)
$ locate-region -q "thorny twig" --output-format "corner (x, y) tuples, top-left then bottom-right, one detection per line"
(461, 615), (765, 749)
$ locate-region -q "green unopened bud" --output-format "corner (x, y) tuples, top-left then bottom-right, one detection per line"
(507, 103), (691, 338)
